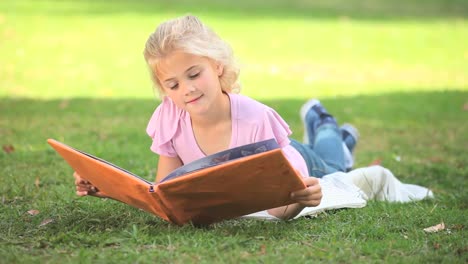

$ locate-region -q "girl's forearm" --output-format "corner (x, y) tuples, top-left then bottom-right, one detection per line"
(267, 203), (305, 220)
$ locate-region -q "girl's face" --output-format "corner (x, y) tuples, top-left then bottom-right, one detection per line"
(156, 51), (225, 115)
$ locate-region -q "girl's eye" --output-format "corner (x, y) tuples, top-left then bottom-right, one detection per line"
(168, 83), (178, 90)
(189, 72), (200, 79)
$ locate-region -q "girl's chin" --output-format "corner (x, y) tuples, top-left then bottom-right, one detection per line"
(185, 102), (205, 113)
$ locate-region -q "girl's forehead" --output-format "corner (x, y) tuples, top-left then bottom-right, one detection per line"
(156, 52), (212, 77)
(160, 52), (205, 67)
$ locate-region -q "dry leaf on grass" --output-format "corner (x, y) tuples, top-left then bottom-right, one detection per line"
(259, 244), (266, 255)
(428, 156), (443, 163)
(27, 209), (40, 216)
(59, 99), (69, 109)
(368, 158), (382, 166)
(463, 102), (468, 111)
(2, 144), (15, 153)
(39, 218), (54, 227)
(424, 222), (445, 233)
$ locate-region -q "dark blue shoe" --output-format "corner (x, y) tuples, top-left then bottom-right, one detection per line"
(340, 123), (359, 153)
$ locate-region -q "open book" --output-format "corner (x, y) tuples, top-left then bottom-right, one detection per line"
(47, 138), (306, 226)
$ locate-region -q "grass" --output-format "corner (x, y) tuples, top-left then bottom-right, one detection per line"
(1, 0), (467, 263)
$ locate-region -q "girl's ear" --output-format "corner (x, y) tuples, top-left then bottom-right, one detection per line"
(216, 63), (224, 76)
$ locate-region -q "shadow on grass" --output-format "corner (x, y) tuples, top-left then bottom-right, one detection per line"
(4, 0), (468, 20)
(1, 89), (466, 161)
(2, 90), (466, 173)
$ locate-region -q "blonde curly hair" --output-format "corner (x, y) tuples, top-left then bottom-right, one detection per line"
(143, 15), (241, 97)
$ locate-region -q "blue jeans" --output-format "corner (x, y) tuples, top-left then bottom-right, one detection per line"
(290, 124), (346, 178)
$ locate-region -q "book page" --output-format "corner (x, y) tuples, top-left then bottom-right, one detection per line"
(73, 146), (153, 184)
(160, 138), (280, 183)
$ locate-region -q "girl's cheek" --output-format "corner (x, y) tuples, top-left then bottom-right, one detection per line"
(195, 76), (209, 86)
(197, 73), (217, 87)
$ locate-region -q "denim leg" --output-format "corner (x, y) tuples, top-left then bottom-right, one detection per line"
(313, 124), (346, 172)
(294, 99), (347, 177)
(290, 136), (345, 178)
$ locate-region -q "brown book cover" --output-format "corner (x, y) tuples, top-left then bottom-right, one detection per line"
(47, 138), (306, 226)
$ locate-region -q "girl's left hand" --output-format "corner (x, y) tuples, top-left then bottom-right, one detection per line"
(290, 177), (322, 207)
(74, 172), (108, 198)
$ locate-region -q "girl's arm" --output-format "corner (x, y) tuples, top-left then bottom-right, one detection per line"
(267, 203), (306, 220)
(267, 177), (322, 220)
(155, 155), (183, 183)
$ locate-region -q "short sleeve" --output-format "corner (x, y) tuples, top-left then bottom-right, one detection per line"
(146, 97), (181, 157)
(257, 108), (292, 148)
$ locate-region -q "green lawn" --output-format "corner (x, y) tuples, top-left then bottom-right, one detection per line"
(1, 0), (467, 263)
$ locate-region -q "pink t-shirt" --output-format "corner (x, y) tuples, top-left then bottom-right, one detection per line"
(146, 93), (309, 177)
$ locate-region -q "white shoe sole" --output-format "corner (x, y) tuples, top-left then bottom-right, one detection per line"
(300, 99), (320, 144)
(343, 141), (354, 170)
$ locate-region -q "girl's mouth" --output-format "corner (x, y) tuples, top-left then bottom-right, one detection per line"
(186, 95), (202, 104)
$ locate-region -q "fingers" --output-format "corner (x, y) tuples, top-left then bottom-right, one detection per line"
(73, 171), (99, 197)
(291, 177), (322, 207)
(302, 176), (319, 186)
(75, 184), (98, 196)
(91, 191), (108, 198)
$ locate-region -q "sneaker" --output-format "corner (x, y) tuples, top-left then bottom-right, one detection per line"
(340, 123), (359, 171)
(300, 99), (337, 144)
(340, 123), (359, 153)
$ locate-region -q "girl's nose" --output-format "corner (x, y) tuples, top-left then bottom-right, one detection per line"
(181, 81), (196, 94)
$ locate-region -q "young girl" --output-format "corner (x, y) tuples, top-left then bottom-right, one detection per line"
(74, 15), (358, 220)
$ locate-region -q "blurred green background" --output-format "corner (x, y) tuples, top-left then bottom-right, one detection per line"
(1, 0), (466, 100)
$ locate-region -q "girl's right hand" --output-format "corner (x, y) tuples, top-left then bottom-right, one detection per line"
(73, 172), (107, 198)
(290, 177), (322, 207)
